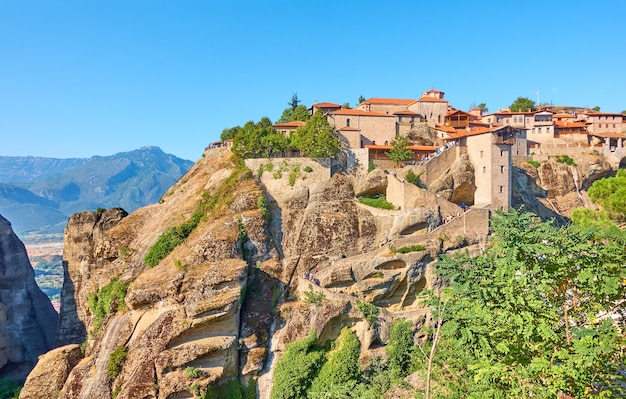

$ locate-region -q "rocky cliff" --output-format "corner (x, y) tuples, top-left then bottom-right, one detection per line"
(0, 214), (58, 381)
(20, 147), (613, 398)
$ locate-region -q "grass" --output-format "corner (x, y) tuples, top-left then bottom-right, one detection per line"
(184, 366), (203, 379)
(302, 285), (325, 306)
(555, 154), (576, 166)
(527, 159), (540, 168)
(107, 345), (128, 381)
(358, 195), (395, 210)
(396, 244), (425, 253)
(87, 277), (129, 334)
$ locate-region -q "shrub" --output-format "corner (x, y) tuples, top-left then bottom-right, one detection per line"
(358, 195), (395, 210)
(0, 379), (21, 399)
(302, 285), (325, 306)
(356, 300), (379, 325)
(555, 154), (576, 166)
(96, 207), (106, 213)
(396, 244), (425, 253)
(87, 277), (129, 333)
(405, 170), (424, 188)
(368, 160), (376, 172)
(303, 165), (313, 173)
(288, 165), (301, 186)
(184, 366), (202, 379)
(144, 216), (200, 267)
(527, 159), (540, 168)
(258, 195), (269, 221)
(386, 319), (413, 379)
(271, 330), (326, 399)
(107, 345), (128, 381)
(273, 169), (283, 179)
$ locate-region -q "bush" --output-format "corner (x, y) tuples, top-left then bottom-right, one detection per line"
(386, 319), (413, 379)
(288, 165), (301, 186)
(302, 285), (325, 306)
(527, 159), (540, 168)
(396, 244), (425, 253)
(107, 345), (128, 381)
(258, 195), (269, 221)
(368, 160), (376, 172)
(555, 154), (576, 165)
(405, 170), (424, 188)
(303, 165), (313, 173)
(356, 300), (379, 325)
(87, 277), (129, 333)
(144, 213), (201, 267)
(0, 379), (21, 399)
(184, 366), (202, 379)
(271, 330), (326, 399)
(358, 196), (395, 210)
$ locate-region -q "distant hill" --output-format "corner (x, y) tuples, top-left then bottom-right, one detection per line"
(0, 147), (193, 235)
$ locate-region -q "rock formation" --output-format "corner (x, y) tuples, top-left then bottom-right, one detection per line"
(0, 213), (58, 382)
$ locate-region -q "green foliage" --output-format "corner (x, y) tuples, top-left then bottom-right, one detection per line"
(184, 366), (202, 379)
(527, 159), (540, 168)
(288, 164), (300, 186)
(386, 319), (414, 379)
(303, 165), (313, 173)
(358, 95), (366, 104)
(385, 135), (412, 165)
(308, 328), (362, 399)
(200, 379), (245, 399)
(0, 379), (21, 399)
(87, 277), (129, 333)
(257, 195), (269, 221)
(257, 161), (274, 177)
(144, 215), (200, 267)
(355, 300), (379, 325)
(396, 244), (425, 253)
(477, 102), (488, 113)
(587, 169), (626, 222)
(405, 169), (424, 187)
(271, 330), (326, 399)
(232, 117), (290, 158)
(358, 195), (395, 210)
(290, 110), (340, 159)
(593, 105), (601, 112)
(96, 207), (106, 213)
(107, 345), (128, 381)
(368, 160), (375, 172)
(302, 285), (325, 306)
(221, 126), (241, 141)
(555, 154), (576, 165)
(425, 209), (626, 398)
(510, 96), (536, 112)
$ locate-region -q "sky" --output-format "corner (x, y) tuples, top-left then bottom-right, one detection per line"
(1, 0), (625, 162)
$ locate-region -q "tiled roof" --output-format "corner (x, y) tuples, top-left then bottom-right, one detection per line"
(593, 132), (626, 139)
(338, 126), (360, 131)
(393, 110), (421, 116)
(361, 98), (416, 105)
(552, 113), (575, 118)
(582, 111), (624, 116)
(366, 144), (437, 151)
(329, 109), (393, 117)
(416, 96), (448, 103)
(311, 102), (341, 108)
(273, 121), (306, 128)
(439, 125), (518, 140)
(447, 109), (470, 116)
(435, 125), (457, 134)
(554, 121), (587, 128)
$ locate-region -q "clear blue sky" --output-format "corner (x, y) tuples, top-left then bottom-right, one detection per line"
(1, 0), (625, 161)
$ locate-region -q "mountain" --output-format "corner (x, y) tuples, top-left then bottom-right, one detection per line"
(0, 147), (194, 235)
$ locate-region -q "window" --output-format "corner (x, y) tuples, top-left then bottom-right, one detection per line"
(346, 118), (350, 127)
(480, 150), (483, 158)
(500, 150), (504, 157)
(499, 186), (504, 193)
(500, 165), (504, 173)
(483, 166), (486, 173)
(538, 127), (542, 133)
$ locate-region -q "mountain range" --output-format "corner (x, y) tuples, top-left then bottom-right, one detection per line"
(0, 146), (193, 235)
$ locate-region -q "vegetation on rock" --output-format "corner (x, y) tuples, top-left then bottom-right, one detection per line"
(106, 345), (128, 381)
(0, 379), (20, 399)
(357, 195), (395, 210)
(555, 154), (576, 165)
(87, 277), (129, 334)
(396, 244), (425, 253)
(385, 135), (412, 165)
(355, 300), (379, 326)
(405, 169), (424, 187)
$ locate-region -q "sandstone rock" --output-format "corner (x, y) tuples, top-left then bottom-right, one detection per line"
(18, 344), (82, 399)
(354, 169), (388, 197)
(0, 213), (58, 381)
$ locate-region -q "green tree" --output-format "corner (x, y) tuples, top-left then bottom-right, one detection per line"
(510, 96), (536, 112)
(386, 319), (414, 379)
(477, 103), (488, 113)
(276, 104), (310, 124)
(358, 95), (366, 104)
(232, 117), (283, 158)
(385, 135), (412, 165)
(587, 169), (626, 222)
(593, 105), (601, 112)
(308, 328), (361, 398)
(291, 110), (340, 159)
(220, 126), (241, 141)
(288, 92), (301, 110)
(424, 209), (626, 398)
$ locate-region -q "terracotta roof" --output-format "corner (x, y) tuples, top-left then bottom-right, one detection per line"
(273, 121), (306, 128)
(582, 111), (625, 117)
(393, 110), (421, 116)
(554, 121), (588, 129)
(366, 144), (437, 151)
(447, 109), (470, 116)
(311, 102), (341, 108)
(552, 113), (575, 118)
(593, 132), (626, 139)
(361, 98), (416, 105)
(439, 125), (519, 140)
(488, 111), (533, 116)
(435, 125), (457, 134)
(416, 96), (448, 103)
(423, 89), (444, 94)
(338, 126), (360, 131)
(328, 109), (393, 117)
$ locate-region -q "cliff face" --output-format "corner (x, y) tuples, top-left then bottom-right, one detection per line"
(21, 147), (612, 398)
(0, 214), (58, 381)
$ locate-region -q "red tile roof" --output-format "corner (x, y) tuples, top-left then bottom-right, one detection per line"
(273, 121), (306, 128)
(552, 113), (575, 118)
(435, 125), (457, 134)
(311, 102), (341, 108)
(338, 126), (360, 131)
(366, 144), (437, 151)
(393, 110), (421, 116)
(554, 121), (587, 128)
(416, 96), (448, 103)
(361, 98), (416, 105)
(329, 109), (393, 117)
(593, 132), (626, 139)
(582, 112), (625, 117)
